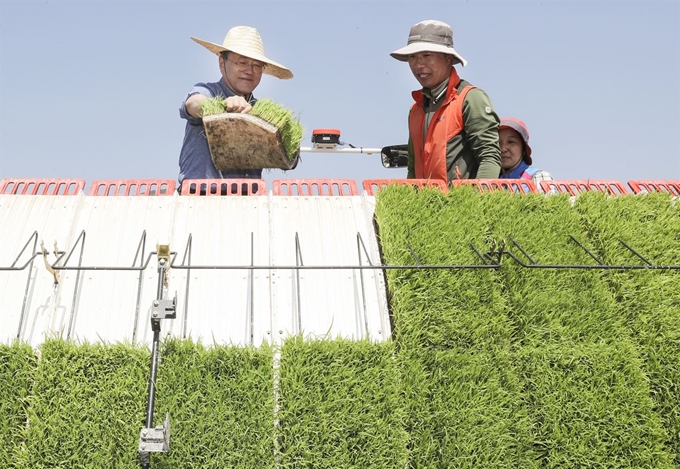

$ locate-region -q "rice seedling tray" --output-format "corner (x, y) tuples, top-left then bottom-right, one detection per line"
(203, 113), (299, 171)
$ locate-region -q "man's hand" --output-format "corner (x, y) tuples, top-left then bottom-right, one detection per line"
(185, 94), (252, 118)
(224, 96), (252, 114)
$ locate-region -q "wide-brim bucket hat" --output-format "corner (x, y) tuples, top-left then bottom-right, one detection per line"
(499, 117), (532, 164)
(390, 20), (467, 66)
(191, 26), (293, 79)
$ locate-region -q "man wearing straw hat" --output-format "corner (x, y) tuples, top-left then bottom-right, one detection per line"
(391, 20), (501, 182)
(178, 26), (293, 189)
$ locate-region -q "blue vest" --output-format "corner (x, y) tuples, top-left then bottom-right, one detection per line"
(499, 160), (541, 180)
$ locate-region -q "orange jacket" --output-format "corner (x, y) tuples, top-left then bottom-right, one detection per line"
(408, 68), (474, 182)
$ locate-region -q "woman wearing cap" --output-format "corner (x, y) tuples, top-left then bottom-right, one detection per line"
(498, 117), (553, 188)
(391, 20), (501, 182)
(177, 26), (293, 189)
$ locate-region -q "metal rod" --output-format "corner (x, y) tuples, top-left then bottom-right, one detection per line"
(618, 239), (654, 266)
(181, 235), (193, 339)
(16, 232), (39, 339)
(141, 257), (167, 469)
(299, 146), (381, 154)
(294, 233), (303, 334)
(0, 231), (41, 271)
(132, 232), (148, 343)
(249, 232), (255, 345)
(568, 235), (605, 265)
(406, 241), (423, 266)
(67, 231), (87, 339)
(356, 234), (370, 339)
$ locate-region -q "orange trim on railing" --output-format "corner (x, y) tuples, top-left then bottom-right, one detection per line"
(180, 179), (265, 196)
(89, 179), (176, 196)
(0, 178), (85, 195)
(540, 180), (628, 196)
(450, 178), (538, 194)
(362, 178), (448, 196)
(273, 179), (358, 196)
(627, 180), (680, 196)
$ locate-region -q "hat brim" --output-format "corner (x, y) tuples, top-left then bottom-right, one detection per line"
(190, 37), (293, 80)
(390, 43), (467, 67)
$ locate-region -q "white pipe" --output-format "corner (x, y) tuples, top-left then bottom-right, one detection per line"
(299, 147), (382, 155)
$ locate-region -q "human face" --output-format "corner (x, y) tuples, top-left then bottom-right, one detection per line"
(407, 52), (453, 89)
(219, 52), (265, 96)
(499, 127), (525, 172)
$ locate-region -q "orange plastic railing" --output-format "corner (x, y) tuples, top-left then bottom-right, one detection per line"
(180, 178), (265, 196)
(450, 178), (538, 194)
(362, 178), (448, 196)
(540, 180), (628, 196)
(273, 179), (358, 196)
(627, 180), (680, 196)
(89, 179), (176, 196)
(0, 178), (85, 195)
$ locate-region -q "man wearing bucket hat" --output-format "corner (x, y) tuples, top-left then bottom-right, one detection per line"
(177, 26), (293, 189)
(498, 117), (553, 188)
(391, 20), (501, 182)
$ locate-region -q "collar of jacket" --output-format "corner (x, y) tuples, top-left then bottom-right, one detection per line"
(411, 68), (462, 106)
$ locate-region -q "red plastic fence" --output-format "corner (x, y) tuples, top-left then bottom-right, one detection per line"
(362, 179), (448, 196)
(0, 178), (85, 195)
(627, 180), (680, 196)
(540, 180), (628, 196)
(450, 178), (538, 194)
(273, 179), (358, 196)
(89, 179), (176, 196)
(180, 179), (265, 196)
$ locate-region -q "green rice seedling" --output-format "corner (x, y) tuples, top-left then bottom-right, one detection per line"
(198, 96), (227, 116)
(374, 185), (512, 354)
(574, 192), (680, 463)
(152, 339), (275, 469)
(0, 342), (36, 467)
(476, 190), (630, 346)
(277, 337), (408, 469)
(199, 97), (303, 161)
(13, 339), (149, 469)
(517, 341), (673, 468)
(251, 98), (304, 161)
(400, 348), (538, 469)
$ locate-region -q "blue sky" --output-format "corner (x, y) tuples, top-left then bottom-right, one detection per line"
(1, 0), (678, 189)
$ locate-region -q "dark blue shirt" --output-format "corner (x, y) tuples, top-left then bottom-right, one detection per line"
(177, 79), (262, 186)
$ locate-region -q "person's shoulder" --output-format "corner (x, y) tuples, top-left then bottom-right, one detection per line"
(461, 86), (494, 109)
(190, 80), (223, 96)
(531, 169), (554, 183)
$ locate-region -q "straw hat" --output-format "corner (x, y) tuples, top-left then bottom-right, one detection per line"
(191, 26), (293, 79)
(390, 20), (467, 67)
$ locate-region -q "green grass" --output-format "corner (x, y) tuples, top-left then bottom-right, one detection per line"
(574, 192), (680, 463)
(153, 339), (276, 469)
(374, 185), (512, 354)
(251, 98), (304, 161)
(13, 340), (149, 469)
(277, 337), (408, 468)
(401, 348), (538, 468)
(517, 341), (672, 468)
(0, 342), (36, 468)
(200, 96), (303, 161)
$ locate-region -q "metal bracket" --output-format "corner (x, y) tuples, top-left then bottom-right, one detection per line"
(151, 296), (176, 321)
(151, 295), (176, 332)
(138, 412), (170, 464)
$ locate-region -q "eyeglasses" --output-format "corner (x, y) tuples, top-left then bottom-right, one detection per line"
(227, 58), (267, 73)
